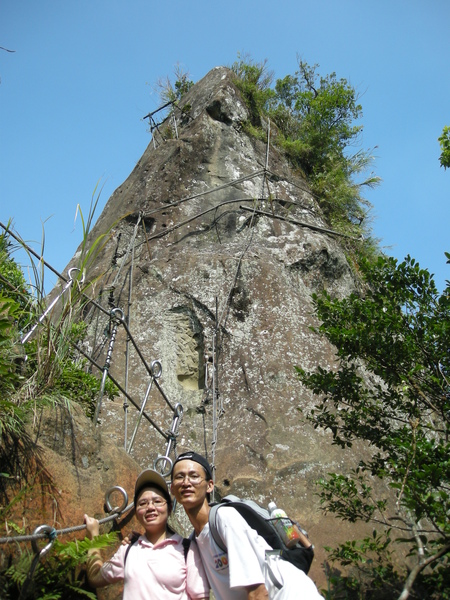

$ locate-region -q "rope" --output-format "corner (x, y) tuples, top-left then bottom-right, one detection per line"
(139, 169), (266, 220)
(211, 299), (219, 502)
(0, 221), (67, 282)
(93, 308), (123, 424)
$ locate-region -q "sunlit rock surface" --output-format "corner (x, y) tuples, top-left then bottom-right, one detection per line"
(17, 67), (384, 594)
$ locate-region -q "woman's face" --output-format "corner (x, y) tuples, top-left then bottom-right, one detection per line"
(135, 486), (169, 534)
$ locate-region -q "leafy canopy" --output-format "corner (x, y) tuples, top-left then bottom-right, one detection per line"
(270, 61), (363, 177)
(298, 253), (450, 599)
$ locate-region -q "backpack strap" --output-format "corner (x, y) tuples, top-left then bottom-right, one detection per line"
(208, 503), (227, 553)
(209, 503), (283, 591)
(123, 532), (140, 566)
(208, 496), (265, 552)
(182, 532), (195, 560)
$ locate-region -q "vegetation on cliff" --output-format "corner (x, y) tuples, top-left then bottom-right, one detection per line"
(298, 253), (450, 599)
(0, 207), (119, 598)
(229, 54), (380, 261)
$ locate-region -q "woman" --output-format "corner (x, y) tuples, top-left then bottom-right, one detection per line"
(84, 468), (210, 600)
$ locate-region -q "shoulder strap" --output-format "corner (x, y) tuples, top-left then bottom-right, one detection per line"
(124, 532), (140, 566)
(182, 533), (194, 561)
(208, 503), (227, 553)
(123, 542), (135, 568)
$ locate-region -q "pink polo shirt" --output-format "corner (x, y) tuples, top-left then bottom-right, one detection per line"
(100, 533), (209, 600)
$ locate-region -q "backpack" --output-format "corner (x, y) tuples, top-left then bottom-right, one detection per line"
(208, 495), (314, 576)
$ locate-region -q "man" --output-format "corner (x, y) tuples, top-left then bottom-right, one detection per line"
(171, 451), (322, 600)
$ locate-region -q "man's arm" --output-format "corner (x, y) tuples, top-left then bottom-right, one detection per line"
(246, 583), (269, 599)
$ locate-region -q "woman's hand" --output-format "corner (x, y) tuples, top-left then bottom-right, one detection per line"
(84, 514), (100, 540)
(121, 531), (141, 546)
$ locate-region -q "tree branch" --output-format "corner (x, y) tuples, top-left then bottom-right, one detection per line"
(397, 543), (450, 600)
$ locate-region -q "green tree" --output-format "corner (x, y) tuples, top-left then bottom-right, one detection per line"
(270, 60), (363, 177)
(297, 254), (450, 600)
(438, 126), (450, 169)
(230, 55), (380, 250)
(269, 60), (380, 238)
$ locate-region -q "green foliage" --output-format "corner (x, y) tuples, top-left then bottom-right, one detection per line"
(0, 191), (120, 463)
(155, 63), (194, 105)
(2, 533), (117, 599)
(74, 184), (115, 287)
(0, 227), (34, 326)
(438, 125), (450, 169)
(0, 192), (120, 596)
(0, 296), (25, 395)
(230, 53), (274, 126)
(298, 253), (450, 598)
(230, 54), (380, 258)
(269, 61), (379, 238)
(271, 61), (363, 175)
(53, 354), (118, 418)
(323, 530), (405, 600)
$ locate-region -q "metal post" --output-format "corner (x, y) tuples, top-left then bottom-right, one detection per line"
(153, 403), (184, 477)
(126, 360), (162, 453)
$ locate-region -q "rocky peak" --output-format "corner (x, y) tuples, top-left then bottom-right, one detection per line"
(27, 66), (375, 592)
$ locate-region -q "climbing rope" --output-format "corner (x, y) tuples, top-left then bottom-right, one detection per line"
(153, 402), (184, 477)
(239, 205), (362, 241)
(108, 213), (142, 303)
(210, 120), (276, 484)
(18, 524), (57, 600)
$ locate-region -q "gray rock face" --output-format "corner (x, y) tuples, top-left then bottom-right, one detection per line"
(66, 66), (373, 583)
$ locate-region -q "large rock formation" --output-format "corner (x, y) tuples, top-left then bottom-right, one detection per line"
(23, 66), (381, 593)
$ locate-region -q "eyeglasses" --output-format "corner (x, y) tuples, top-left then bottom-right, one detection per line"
(172, 473), (205, 486)
(136, 498), (167, 510)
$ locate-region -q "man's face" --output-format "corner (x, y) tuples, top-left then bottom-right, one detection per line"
(171, 459), (213, 508)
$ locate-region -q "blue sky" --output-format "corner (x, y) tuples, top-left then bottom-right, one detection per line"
(1, 0), (449, 292)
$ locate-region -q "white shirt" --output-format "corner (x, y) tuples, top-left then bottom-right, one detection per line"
(195, 507), (323, 600)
